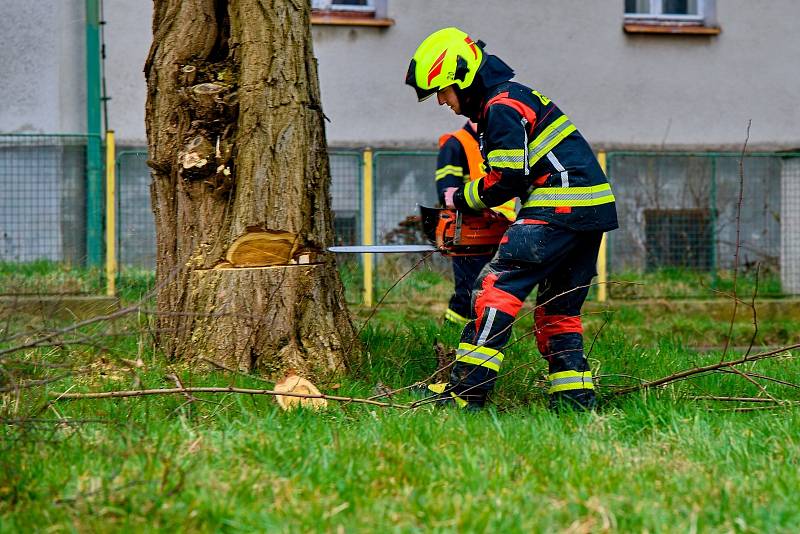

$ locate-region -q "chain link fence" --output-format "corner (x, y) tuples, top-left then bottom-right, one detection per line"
(607, 152), (799, 298)
(2, 135), (799, 301)
(329, 151), (363, 302)
(116, 151), (154, 269)
(0, 134), (99, 268)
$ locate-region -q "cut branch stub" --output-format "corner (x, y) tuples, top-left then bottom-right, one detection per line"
(179, 135), (214, 172)
(225, 230), (301, 267)
(190, 82), (226, 115)
(181, 64), (197, 86)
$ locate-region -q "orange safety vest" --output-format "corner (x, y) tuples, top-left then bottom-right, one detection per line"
(439, 128), (518, 221)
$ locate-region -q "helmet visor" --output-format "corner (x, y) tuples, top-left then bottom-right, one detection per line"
(405, 59), (438, 102)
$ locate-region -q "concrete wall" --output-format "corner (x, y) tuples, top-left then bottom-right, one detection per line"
(2, 0), (799, 150)
(0, 0), (85, 133)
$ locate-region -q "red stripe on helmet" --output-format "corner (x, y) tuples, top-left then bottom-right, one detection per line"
(465, 36), (478, 59)
(427, 49), (448, 86)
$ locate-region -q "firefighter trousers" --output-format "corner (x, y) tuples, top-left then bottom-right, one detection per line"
(445, 253), (494, 325)
(450, 222), (602, 401)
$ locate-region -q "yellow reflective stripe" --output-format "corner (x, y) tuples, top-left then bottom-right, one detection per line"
(445, 308), (470, 326)
(450, 392), (468, 408)
(491, 199), (518, 221)
(487, 148), (525, 170)
(456, 343), (503, 372)
(527, 115), (577, 167)
(436, 165), (464, 181)
(427, 382), (448, 394)
(548, 371), (594, 394)
(464, 179), (486, 210)
(522, 183), (615, 208)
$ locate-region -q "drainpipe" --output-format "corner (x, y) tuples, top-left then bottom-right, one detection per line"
(85, 0), (103, 266)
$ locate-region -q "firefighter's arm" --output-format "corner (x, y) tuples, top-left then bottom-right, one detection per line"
(451, 104), (531, 212)
(435, 137), (467, 205)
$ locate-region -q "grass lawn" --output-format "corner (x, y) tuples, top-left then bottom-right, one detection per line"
(2, 265), (799, 532)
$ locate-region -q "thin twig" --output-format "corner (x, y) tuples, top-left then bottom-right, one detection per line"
(721, 119), (751, 360)
(689, 396), (784, 403)
(48, 386), (413, 409)
(614, 342), (800, 396)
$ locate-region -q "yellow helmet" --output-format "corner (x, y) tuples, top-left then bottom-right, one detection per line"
(405, 27), (485, 102)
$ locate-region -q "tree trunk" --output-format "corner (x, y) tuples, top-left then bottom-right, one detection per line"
(144, 0), (356, 376)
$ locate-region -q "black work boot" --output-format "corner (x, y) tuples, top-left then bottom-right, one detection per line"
(548, 388), (597, 412)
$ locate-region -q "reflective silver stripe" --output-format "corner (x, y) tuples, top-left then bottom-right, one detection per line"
(546, 151), (569, 188)
(550, 376), (594, 387)
(464, 179), (486, 210)
(456, 348), (503, 369)
(477, 307), (497, 346)
(487, 153), (526, 168)
(528, 189), (615, 202)
(521, 118), (530, 176)
(527, 117), (576, 167)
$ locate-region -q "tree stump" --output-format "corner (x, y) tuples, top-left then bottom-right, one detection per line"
(181, 263), (353, 377)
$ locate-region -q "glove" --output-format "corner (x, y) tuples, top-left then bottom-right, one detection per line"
(443, 187), (458, 208)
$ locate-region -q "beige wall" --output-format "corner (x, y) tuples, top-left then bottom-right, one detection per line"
(313, 0), (800, 150)
(3, 0), (799, 150)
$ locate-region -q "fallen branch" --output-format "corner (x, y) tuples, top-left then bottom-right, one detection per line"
(614, 343), (800, 396)
(688, 396), (784, 403)
(48, 386), (412, 409)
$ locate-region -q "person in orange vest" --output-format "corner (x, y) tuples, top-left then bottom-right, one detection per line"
(436, 120), (517, 327)
(407, 28), (618, 411)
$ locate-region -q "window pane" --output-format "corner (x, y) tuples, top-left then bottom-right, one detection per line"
(625, 0), (650, 14)
(332, 0), (370, 5)
(663, 0), (699, 15)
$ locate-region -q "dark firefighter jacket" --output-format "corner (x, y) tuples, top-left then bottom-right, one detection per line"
(437, 123), (517, 221)
(451, 78), (618, 232)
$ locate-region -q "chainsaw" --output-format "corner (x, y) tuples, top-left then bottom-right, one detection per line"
(329, 206), (510, 256)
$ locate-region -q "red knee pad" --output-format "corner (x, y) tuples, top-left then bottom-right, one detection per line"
(473, 273), (523, 334)
(534, 308), (583, 354)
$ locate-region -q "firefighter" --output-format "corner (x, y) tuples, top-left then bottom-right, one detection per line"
(436, 120), (517, 326)
(406, 28), (618, 411)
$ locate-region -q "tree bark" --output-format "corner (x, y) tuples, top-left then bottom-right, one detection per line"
(144, 0), (356, 376)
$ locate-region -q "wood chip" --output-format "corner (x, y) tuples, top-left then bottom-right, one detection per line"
(274, 373), (327, 411)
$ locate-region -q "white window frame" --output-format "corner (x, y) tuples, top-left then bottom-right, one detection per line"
(625, 0), (716, 25)
(312, 0), (375, 13)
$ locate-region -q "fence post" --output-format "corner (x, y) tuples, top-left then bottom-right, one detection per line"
(105, 131), (117, 296)
(85, 0), (104, 266)
(362, 149), (374, 307)
(597, 151), (609, 302)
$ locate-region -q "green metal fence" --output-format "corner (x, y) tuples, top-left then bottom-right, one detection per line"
(3, 136), (800, 301)
(116, 151), (154, 268)
(606, 151), (800, 297)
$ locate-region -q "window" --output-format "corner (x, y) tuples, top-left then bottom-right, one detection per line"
(311, 0), (392, 27)
(624, 0), (719, 34)
(312, 0), (374, 13)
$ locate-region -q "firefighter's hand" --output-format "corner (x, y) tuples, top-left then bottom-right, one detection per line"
(444, 187), (458, 208)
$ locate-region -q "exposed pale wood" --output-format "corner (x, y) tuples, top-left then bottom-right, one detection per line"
(225, 230), (300, 267)
(274, 373), (327, 410)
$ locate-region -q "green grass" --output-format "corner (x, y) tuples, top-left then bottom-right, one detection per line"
(2, 264), (800, 532)
(609, 267), (785, 299)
